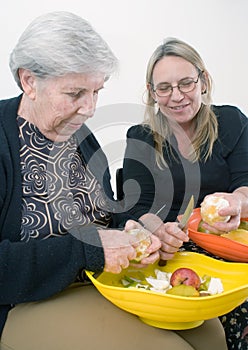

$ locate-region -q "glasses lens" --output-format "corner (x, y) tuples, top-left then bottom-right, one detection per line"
(155, 84), (171, 97)
(179, 80), (195, 93)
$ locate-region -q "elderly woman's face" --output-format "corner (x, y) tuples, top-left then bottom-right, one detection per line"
(22, 71), (105, 142)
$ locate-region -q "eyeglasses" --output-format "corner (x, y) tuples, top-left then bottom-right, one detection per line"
(151, 72), (202, 97)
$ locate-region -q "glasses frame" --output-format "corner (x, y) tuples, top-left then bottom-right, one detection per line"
(150, 71), (203, 98)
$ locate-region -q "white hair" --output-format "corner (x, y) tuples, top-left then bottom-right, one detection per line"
(9, 11), (118, 89)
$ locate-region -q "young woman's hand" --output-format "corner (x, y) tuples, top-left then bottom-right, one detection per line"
(200, 191), (246, 234)
(135, 213), (189, 261)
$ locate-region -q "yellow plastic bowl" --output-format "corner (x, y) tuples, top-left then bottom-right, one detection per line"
(86, 252), (248, 330)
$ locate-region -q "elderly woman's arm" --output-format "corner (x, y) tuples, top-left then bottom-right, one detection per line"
(0, 230), (104, 305)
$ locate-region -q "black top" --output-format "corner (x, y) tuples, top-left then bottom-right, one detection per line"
(0, 95), (131, 335)
(122, 105), (248, 222)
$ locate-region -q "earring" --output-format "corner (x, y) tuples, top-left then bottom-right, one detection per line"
(154, 101), (159, 114)
(201, 89), (207, 95)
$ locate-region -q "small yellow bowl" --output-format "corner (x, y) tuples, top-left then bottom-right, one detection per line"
(86, 252), (248, 330)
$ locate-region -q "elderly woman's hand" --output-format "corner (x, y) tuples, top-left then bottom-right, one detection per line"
(124, 219), (161, 267)
(98, 229), (138, 274)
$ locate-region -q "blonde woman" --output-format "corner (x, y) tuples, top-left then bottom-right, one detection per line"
(122, 37), (248, 350)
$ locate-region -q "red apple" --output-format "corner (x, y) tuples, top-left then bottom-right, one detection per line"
(170, 268), (201, 290)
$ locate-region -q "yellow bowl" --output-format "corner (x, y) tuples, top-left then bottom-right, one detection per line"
(86, 252), (248, 330)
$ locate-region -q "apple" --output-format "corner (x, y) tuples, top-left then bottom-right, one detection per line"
(170, 267), (201, 290)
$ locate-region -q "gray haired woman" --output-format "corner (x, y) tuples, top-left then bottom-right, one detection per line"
(0, 14), (227, 350)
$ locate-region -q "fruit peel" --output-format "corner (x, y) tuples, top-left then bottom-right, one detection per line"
(221, 229), (248, 246)
(166, 284), (200, 297)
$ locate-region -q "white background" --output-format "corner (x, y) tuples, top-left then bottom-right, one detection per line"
(1, 0), (247, 193)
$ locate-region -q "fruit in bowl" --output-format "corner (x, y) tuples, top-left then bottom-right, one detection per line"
(188, 208), (248, 262)
(168, 267), (201, 296)
(121, 266), (223, 297)
(200, 195), (230, 225)
(166, 284), (200, 297)
(86, 251), (248, 330)
(221, 229), (248, 245)
(170, 267), (201, 289)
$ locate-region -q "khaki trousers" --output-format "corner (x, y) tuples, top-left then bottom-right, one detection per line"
(0, 283), (227, 350)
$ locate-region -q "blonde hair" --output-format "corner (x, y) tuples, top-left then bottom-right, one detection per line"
(144, 37), (218, 168)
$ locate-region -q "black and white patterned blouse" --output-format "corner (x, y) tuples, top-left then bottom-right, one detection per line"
(18, 116), (111, 242)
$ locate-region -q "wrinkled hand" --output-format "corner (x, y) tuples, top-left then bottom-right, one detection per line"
(201, 192), (242, 234)
(124, 219), (161, 267)
(98, 229), (137, 274)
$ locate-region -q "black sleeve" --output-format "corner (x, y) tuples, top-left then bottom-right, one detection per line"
(0, 225), (104, 305)
(216, 106), (248, 191)
(122, 125), (156, 219)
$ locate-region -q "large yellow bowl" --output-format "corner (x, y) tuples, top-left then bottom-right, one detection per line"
(86, 252), (248, 330)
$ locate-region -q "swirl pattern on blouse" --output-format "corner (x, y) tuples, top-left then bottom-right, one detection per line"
(18, 116), (111, 242)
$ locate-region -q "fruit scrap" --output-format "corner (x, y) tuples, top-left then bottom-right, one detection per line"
(238, 221), (248, 230)
(168, 268), (223, 297)
(145, 269), (171, 292)
(120, 268), (224, 297)
(221, 229), (248, 246)
(166, 284), (200, 297)
(198, 220), (248, 237)
(121, 275), (149, 290)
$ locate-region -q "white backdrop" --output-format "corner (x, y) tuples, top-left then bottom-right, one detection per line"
(1, 0), (247, 193)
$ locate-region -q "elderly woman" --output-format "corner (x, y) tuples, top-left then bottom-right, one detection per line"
(0, 13), (227, 350)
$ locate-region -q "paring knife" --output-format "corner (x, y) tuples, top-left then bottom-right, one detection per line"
(158, 195), (194, 266)
(178, 195), (195, 230)
(137, 204), (166, 229)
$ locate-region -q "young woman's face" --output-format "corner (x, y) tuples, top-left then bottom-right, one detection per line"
(151, 56), (204, 127)
(24, 72), (105, 142)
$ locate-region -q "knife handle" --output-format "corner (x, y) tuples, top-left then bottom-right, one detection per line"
(158, 259), (167, 266)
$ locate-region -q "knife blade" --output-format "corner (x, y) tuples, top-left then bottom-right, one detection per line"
(137, 204), (166, 229)
(158, 195), (194, 266)
(178, 195), (194, 230)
